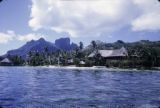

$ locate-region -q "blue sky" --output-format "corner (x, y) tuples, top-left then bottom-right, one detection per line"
(0, 0), (160, 55)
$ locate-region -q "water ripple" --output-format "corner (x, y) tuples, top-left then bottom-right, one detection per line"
(0, 67), (160, 108)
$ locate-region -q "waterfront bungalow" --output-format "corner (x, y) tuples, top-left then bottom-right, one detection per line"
(0, 58), (13, 66)
(88, 47), (128, 59)
(67, 59), (74, 65)
(79, 61), (86, 67)
(80, 61), (85, 65)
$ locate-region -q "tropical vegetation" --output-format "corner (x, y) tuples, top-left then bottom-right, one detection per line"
(1, 39), (160, 69)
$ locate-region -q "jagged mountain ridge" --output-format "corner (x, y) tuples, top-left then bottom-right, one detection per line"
(55, 37), (78, 50)
(6, 37), (78, 58)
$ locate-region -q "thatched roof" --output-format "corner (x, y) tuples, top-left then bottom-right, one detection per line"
(79, 61), (85, 65)
(0, 58), (12, 63)
(88, 47), (128, 58)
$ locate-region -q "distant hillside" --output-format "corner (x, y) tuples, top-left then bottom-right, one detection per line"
(7, 38), (58, 58)
(3, 38), (160, 61)
(55, 37), (78, 50)
(0, 56), (3, 61)
(6, 37), (78, 59)
(2, 39), (160, 67)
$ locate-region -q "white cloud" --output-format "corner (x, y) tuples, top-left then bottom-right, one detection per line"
(132, 13), (160, 31)
(0, 30), (45, 44)
(0, 31), (15, 44)
(132, 0), (160, 31)
(17, 33), (45, 42)
(29, 0), (160, 37)
(29, 0), (136, 37)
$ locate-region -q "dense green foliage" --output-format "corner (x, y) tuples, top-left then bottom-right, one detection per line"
(4, 40), (160, 69)
(8, 55), (24, 66)
(83, 40), (160, 69)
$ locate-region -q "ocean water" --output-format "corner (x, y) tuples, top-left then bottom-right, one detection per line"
(0, 67), (160, 108)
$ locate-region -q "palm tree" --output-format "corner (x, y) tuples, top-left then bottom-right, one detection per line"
(27, 51), (33, 65)
(79, 41), (84, 50)
(44, 47), (49, 57)
(91, 40), (97, 50)
(44, 47), (50, 65)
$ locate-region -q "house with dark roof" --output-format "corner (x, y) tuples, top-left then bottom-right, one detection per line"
(88, 47), (128, 59)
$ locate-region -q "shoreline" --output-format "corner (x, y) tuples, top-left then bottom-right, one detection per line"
(0, 65), (160, 71)
(39, 65), (160, 72)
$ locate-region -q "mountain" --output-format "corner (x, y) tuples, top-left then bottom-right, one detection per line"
(55, 37), (78, 50)
(6, 37), (78, 59)
(7, 38), (58, 58)
(0, 56), (3, 61)
(70, 42), (78, 49)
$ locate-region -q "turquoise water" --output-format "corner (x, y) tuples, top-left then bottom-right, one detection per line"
(0, 67), (160, 108)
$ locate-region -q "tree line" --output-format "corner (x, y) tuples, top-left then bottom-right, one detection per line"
(7, 40), (160, 69)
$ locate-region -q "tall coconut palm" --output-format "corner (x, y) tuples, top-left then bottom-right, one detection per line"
(79, 42), (84, 50)
(44, 47), (50, 65)
(91, 40), (97, 50)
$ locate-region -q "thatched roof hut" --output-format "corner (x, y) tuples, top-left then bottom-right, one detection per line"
(88, 47), (128, 58)
(0, 58), (13, 66)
